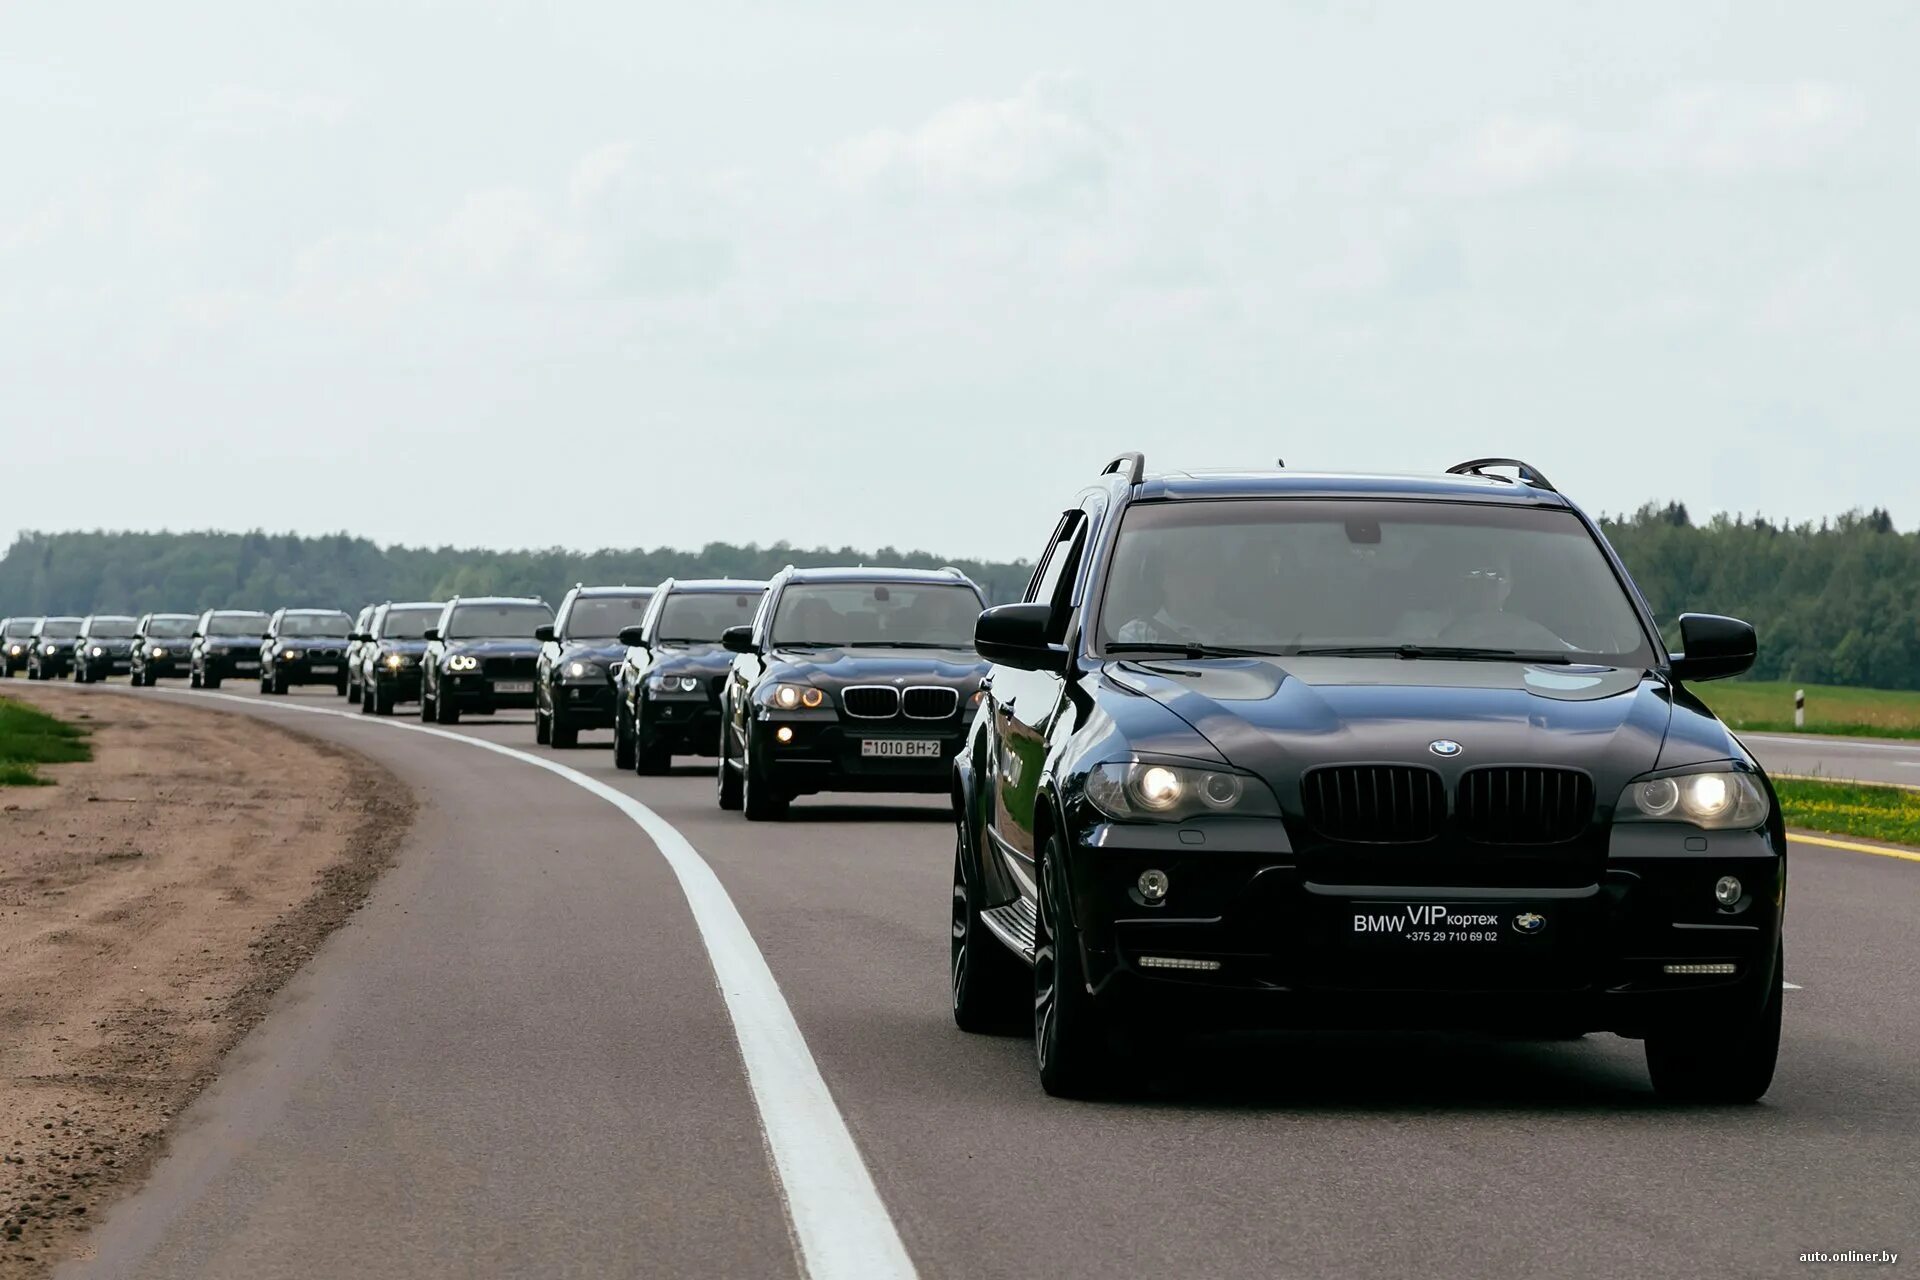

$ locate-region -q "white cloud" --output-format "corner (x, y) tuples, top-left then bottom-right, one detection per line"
(828, 75), (1120, 204)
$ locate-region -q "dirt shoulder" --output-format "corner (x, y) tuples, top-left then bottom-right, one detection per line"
(0, 685), (413, 1278)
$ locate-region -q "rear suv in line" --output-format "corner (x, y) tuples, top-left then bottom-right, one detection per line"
(2, 616), (43, 676)
(130, 613), (199, 685)
(353, 601), (445, 716)
(421, 596), (553, 725)
(260, 608), (355, 695)
(613, 578), (766, 773)
(533, 585), (656, 748)
(72, 615), (140, 683)
(717, 566), (989, 819)
(24, 617), (83, 680)
(190, 610), (271, 689)
(951, 454), (1785, 1103)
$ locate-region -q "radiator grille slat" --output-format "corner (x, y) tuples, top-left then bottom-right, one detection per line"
(1456, 767), (1593, 844)
(1301, 765), (1447, 844)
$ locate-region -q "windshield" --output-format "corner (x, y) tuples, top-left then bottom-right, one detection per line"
(145, 617), (197, 638)
(3, 619), (38, 638)
(377, 607), (442, 640)
(209, 611), (270, 634)
(278, 612), (353, 638)
(563, 593), (654, 641)
(445, 602), (552, 640)
(39, 618), (82, 638)
(1095, 499), (1654, 665)
(771, 582), (981, 648)
(86, 617), (138, 638)
(656, 591), (765, 643)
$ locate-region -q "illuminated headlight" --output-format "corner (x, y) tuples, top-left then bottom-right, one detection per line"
(6, 645), (19, 656)
(564, 660), (607, 680)
(384, 653), (412, 670)
(648, 673), (703, 694)
(1618, 770), (1768, 830)
(1084, 761), (1281, 823)
(150, 646), (168, 658)
(769, 683), (827, 711)
(90, 646), (104, 657)
(446, 654), (480, 672)
(43, 644), (57, 655)
(280, 649), (302, 661)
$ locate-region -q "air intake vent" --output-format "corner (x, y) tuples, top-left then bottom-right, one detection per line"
(1456, 767), (1594, 844)
(1301, 765), (1446, 844)
(841, 686), (900, 719)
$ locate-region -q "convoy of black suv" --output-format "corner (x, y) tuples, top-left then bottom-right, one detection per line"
(948, 454), (1783, 1102)
(353, 601), (444, 715)
(261, 609), (355, 695)
(130, 614), (198, 685)
(420, 596), (553, 724)
(612, 579), (765, 772)
(192, 610), (271, 688)
(535, 585), (655, 748)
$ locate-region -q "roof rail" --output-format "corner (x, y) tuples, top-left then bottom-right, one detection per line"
(938, 565), (966, 578)
(1445, 457), (1558, 493)
(1102, 452), (1145, 485)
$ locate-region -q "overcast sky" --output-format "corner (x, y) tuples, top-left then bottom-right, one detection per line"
(4, 2), (1915, 561)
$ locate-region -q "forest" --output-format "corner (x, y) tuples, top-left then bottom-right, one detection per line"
(2, 504), (1917, 688)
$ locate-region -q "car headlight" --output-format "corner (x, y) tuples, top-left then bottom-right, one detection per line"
(1617, 769), (1769, 830)
(280, 649), (302, 661)
(648, 673), (704, 694)
(384, 653), (412, 670)
(1084, 761), (1282, 823)
(564, 660), (607, 680)
(6, 645), (19, 656)
(446, 654), (480, 672)
(43, 644), (57, 655)
(768, 683), (827, 710)
(89, 646), (104, 657)
(150, 646), (167, 658)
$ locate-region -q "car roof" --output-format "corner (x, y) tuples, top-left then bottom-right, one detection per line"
(147, 612), (198, 619)
(380, 600), (444, 610)
(784, 566), (977, 586)
(281, 607), (352, 615)
(40, 617), (82, 626)
(448, 595), (548, 606)
(569, 585), (656, 597)
(1131, 469), (1573, 508)
(669, 578), (768, 592)
(85, 614), (136, 622)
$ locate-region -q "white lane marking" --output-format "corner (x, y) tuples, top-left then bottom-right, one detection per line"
(1783, 982), (1803, 990)
(1746, 732), (1920, 756)
(136, 687), (916, 1280)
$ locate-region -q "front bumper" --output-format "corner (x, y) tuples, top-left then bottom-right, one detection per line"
(200, 652), (263, 678)
(642, 694), (722, 754)
(1064, 821), (1786, 1037)
(445, 673), (537, 710)
(552, 681), (616, 727)
(370, 667), (424, 700)
(754, 714), (968, 795)
(272, 656), (348, 685)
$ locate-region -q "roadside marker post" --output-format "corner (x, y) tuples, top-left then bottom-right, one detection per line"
(1795, 689), (1805, 729)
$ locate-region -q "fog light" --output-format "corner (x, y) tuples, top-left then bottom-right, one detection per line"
(1136, 869), (1169, 902)
(1714, 875), (1742, 907)
(775, 726), (794, 744)
(1663, 962), (1737, 976)
(1138, 955), (1220, 972)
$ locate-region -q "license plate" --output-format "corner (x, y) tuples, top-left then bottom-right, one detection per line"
(1349, 903), (1545, 945)
(236, 661), (260, 670)
(493, 679), (533, 694)
(310, 664), (339, 675)
(861, 738), (941, 759)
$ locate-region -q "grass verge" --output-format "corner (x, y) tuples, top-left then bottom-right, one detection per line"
(1774, 777), (1920, 847)
(0, 694), (92, 784)
(1698, 680), (1920, 739)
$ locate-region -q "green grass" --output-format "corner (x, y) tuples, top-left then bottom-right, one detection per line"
(1774, 777), (1920, 847)
(1696, 680), (1920, 739)
(0, 694), (92, 785)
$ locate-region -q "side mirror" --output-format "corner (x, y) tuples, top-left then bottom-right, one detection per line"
(423, 628), (440, 642)
(533, 624), (555, 644)
(1669, 613), (1756, 682)
(721, 625), (758, 655)
(617, 625), (648, 647)
(351, 632), (373, 643)
(975, 603), (1067, 672)
(191, 633), (202, 640)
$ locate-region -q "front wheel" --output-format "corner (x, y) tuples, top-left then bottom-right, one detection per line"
(190, 667), (203, 689)
(551, 707), (578, 749)
(204, 671), (222, 689)
(613, 703), (636, 770)
(952, 829), (1028, 1033)
(1034, 833), (1114, 1098)
(634, 704), (670, 775)
(1645, 946), (1784, 1104)
(742, 732), (788, 821)
(715, 705), (744, 811)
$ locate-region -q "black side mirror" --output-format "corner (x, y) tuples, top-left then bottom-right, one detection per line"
(721, 625), (758, 655)
(975, 603), (1067, 672)
(351, 632), (373, 643)
(533, 624), (555, 644)
(423, 628), (440, 642)
(1669, 613), (1756, 683)
(191, 633), (202, 640)
(617, 625), (648, 647)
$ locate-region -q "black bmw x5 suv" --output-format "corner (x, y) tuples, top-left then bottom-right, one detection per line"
(533, 585), (656, 748)
(421, 596), (553, 724)
(718, 567), (989, 819)
(613, 578), (766, 773)
(952, 454), (1784, 1103)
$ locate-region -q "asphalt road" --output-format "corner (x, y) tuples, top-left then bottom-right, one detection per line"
(53, 685), (1920, 1280)
(1742, 730), (1920, 787)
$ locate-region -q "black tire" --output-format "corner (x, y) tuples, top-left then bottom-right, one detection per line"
(716, 704), (744, 811)
(359, 679), (375, 714)
(1034, 832), (1114, 1098)
(336, 674), (349, 697)
(1645, 945), (1784, 1104)
(552, 716), (579, 749)
(374, 683), (395, 716)
(742, 731), (788, 821)
(952, 827), (1029, 1033)
(271, 671), (288, 696)
(204, 671), (222, 689)
(420, 687), (436, 721)
(436, 690), (460, 724)
(535, 706), (552, 745)
(74, 666), (89, 685)
(189, 666), (202, 688)
(634, 704), (670, 775)
(613, 704), (636, 771)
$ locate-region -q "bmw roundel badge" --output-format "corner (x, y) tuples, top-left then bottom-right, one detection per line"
(1429, 739), (1463, 757)
(1513, 912), (1546, 935)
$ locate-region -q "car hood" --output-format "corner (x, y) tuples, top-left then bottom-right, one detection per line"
(558, 640), (627, 665)
(84, 638), (138, 653)
(650, 643), (734, 677)
(442, 638), (542, 658)
(203, 633), (264, 646)
(375, 639), (430, 657)
(767, 645), (989, 688)
(1104, 655), (1746, 791)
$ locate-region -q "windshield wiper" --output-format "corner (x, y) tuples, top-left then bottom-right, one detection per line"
(1291, 644), (1573, 664)
(1105, 642), (1281, 659)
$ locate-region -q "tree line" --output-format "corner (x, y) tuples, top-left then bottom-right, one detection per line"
(2, 506), (1918, 688)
